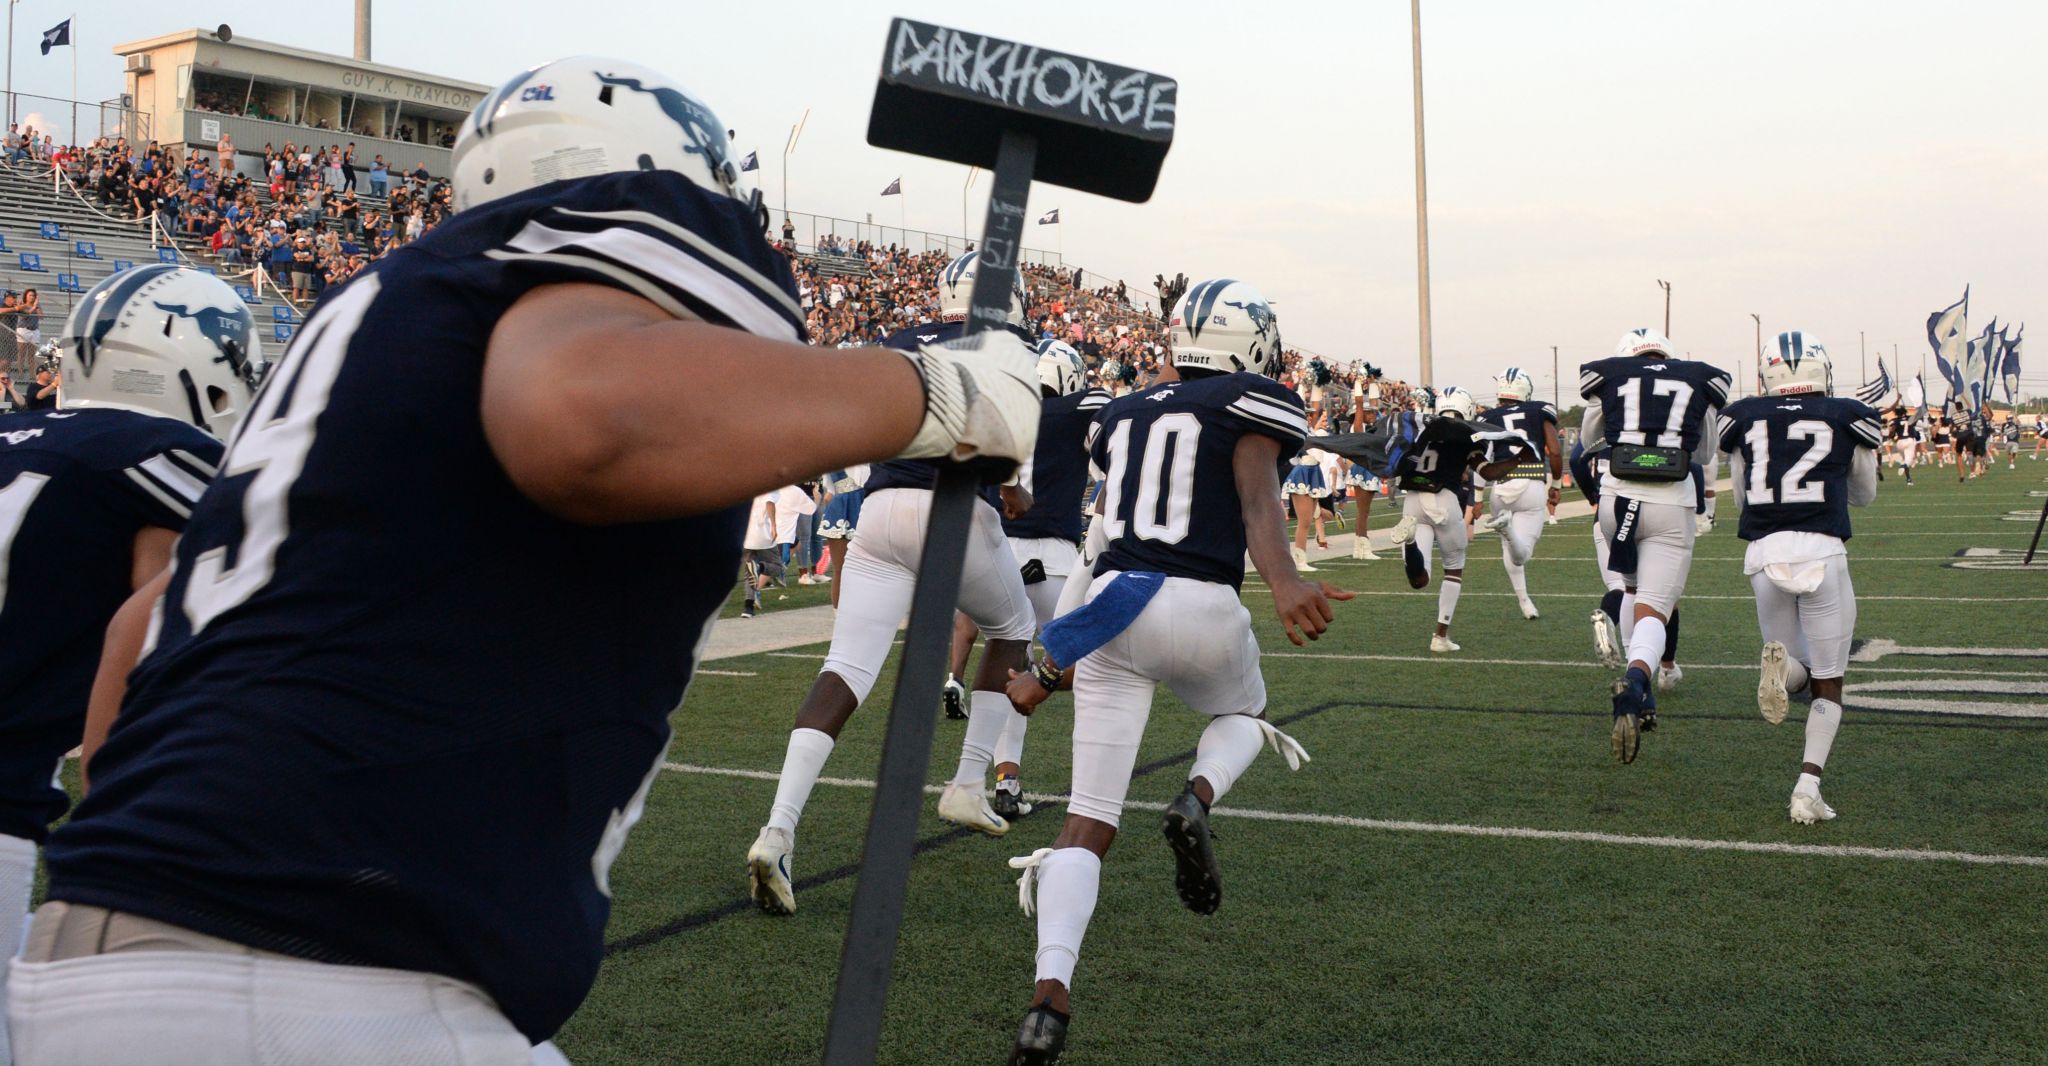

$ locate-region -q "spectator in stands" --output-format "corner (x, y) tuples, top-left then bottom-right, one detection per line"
(291, 235), (316, 303)
(0, 371), (23, 414)
(4, 124), (20, 162)
(342, 142), (357, 192)
(24, 367), (57, 411)
(369, 154), (388, 197)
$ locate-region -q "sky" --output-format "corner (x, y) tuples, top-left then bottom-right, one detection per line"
(12, 0), (2045, 398)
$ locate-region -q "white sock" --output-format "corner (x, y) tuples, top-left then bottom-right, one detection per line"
(953, 689), (1013, 787)
(1189, 714), (1265, 805)
(1803, 698), (1842, 770)
(1033, 848), (1101, 989)
(1618, 592), (1637, 645)
(1503, 554), (1529, 599)
(1436, 575), (1462, 627)
(1795, 770), (1823, 796)
(0, 832), (37, 1066)
(1785, 657), (1810, 693)
(767, 728), (835, 836)
(993, 705), (1029, 770)
(1626, 615), (1666, 675)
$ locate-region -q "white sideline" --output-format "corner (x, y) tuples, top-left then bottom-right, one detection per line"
(661, 762), (2048, 869)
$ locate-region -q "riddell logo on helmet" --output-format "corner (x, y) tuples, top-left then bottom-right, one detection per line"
(520, 85), (556, 102)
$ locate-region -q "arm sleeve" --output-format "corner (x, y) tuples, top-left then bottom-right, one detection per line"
(1727, 454), (1747, 512)
(1691, 413), (1722, 468)
(1847, 447), (1878, 507)
(1579, 404), (1607, 451)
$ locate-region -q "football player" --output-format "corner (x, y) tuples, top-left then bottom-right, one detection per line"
(1569, 429), (1688, 688)
(1004, 279), (1349, 1065)
(747, 250), (1042, 916)
(1386, 387), (1532, 652)
(1895, 416), (1920, 485)
(1476, 367), (1562, 619)
(1579, 328), (1731, 762)
(0, 267), (253, 1063)
(944, 338), (1111, 821)
(15, 59), (1040, 1064)
(1717, 332), (1879, 823)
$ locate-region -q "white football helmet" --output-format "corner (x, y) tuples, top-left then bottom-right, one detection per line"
(936, 251), (1028, 326)
(1760, 330), (1833, 397)
(60, 265), (261, 439)
(1616, 327), (1674, 359)
(1434, 385), (1477, 421)
(1493, 366), (1536, 403)
(1035, 338), (1086, 396)
(452, 57), (759, 225)
(1170, 279), (1281, 376)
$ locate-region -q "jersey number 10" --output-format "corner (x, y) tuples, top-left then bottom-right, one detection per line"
(1098, 413), (1202, 545)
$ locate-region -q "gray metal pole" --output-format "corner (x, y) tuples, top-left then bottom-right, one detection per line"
(1409, 0), (1434, 386)
(1552, 345), (1559, 409)
(1859, 330), (1866, 383)
(354, 0), (371, 61)
(6, 0), (14, 128)
(1750, 313), (1761, 400)
(1658, 279), (1672, 337)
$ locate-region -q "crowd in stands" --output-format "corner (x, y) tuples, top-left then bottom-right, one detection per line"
(187, 88), (452, 145)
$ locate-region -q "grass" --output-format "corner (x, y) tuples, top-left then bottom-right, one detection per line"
(558, 457), (2048, 1064)
(37, 461), (2048, 1064)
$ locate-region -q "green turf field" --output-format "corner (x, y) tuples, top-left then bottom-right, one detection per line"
(559, 459), (2048, 1064)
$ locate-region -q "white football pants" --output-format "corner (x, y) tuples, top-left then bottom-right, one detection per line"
(1067, 573), (1268, 828)
(1404, 489), (1468, 571)
(1750, 554), (1857, 679)
(1597, 495), (1696, 616)
(823, 488), (1036, 702)
(1489, 479), (1548, 566)
(1009, 536), (1081, 631)
(8, 905), (543, 1066)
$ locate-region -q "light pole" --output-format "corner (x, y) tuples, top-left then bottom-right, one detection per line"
(1749, 313), (1761, 400)
(5, 0), (16, 127)
(1657, 279), (1672, 337)
(1552, 344), (1559, 409)
(1859, 329), (1866, 384)
(1409, 0), (1434, 386)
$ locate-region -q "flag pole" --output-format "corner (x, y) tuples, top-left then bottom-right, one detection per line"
(69, 12), (76, 148)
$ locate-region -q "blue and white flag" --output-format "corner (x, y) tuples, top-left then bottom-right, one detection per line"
(2000, 324), (2024, 405)
(879, 177), (901, 196)
(1965, 320), (1997, 412)
(1037, 208), (1060, 225)
(1903, 372), (1927, 421)
(39, 18), (69, 55)
(1928, 287), (1969, 405)
(739, 150), (758, 172)
(1855, 358), (1894, 408)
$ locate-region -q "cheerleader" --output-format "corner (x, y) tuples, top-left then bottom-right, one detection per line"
(1286, 410), (1335, 571)
(814, 464), (868, 608)
(1346, 380), (1385, 560)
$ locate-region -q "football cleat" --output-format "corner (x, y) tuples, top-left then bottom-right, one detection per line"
(992, 778), (1035, 820)
(1472, 511), (1506, 534)
(1610, 677), (1651, 764)
(1008, 1005), (1070, 1066)
(1430, 634), (1461, 654)
(1404, 542), (1428, 585)
(942, 678), (968, 720)
(1290, 545), (1319, 573)
(1545, 515), (1559, 526)
(1351, 537), (1379, 560)
(1789, 788), (1837, 825)
(1590, 611), (1622, 669)
(1389, 514), (1418, 545)
(1657, 663), (1683, 692)
(1161, 787), (1222, 915)
(937, 782), (1009, 836)
(1518, 596), (1540, 620)
(1757, 641), (1790, 725)
(746, 827), (796, 916)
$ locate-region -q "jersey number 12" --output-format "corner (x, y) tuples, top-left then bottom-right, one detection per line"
(1743, 419), (1831, 505)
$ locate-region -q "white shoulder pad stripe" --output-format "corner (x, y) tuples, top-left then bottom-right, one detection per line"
(497, 221), (799, 341)
(1579, 370), (1604, 399)
(549, 206), (804, 322)
(135, 453), (208, 504)
(124, 467), (192, 519)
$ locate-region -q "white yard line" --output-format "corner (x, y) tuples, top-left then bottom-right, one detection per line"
(661, 763), (2048, 869)
(1320, 590), (2048, 603)
(759, 648), (2047, 678)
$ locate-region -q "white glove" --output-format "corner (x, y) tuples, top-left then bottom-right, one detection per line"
(1695, 511), (1715, 535)
(895, 330), (1041, 465)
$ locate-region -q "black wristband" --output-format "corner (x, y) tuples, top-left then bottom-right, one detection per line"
(1033, 658), (1062, 692)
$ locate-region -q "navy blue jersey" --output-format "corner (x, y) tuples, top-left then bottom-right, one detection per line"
(1480, 400), (1557, 481)
(1394, 417), (1528, 508)
(1005, 387), (1110, 543)
(1579, 356), (1732, 456)
(45, 170), (803, 1042)
(1717, 395), (1880, 541)
(1091, 373), (1306, 588)
(865, 320), (1032, 508)
(0, 408), (218, 842)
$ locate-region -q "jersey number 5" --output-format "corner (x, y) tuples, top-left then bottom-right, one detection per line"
(1743, 419), (1832, 505)
(183, 276), (381, 633)
(1099, 412), (1202, 545)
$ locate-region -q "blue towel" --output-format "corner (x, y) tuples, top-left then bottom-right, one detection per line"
(1040, 571), (1166, 667)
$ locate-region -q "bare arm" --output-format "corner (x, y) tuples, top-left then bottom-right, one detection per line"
(1544, 420), (1564, 481)
(482, 283), (926, 524)
(82, 526), (178, 790)
(1237, 433), (1351, 645)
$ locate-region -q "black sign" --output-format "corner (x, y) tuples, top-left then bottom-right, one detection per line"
(868, 19), (1176, 203)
